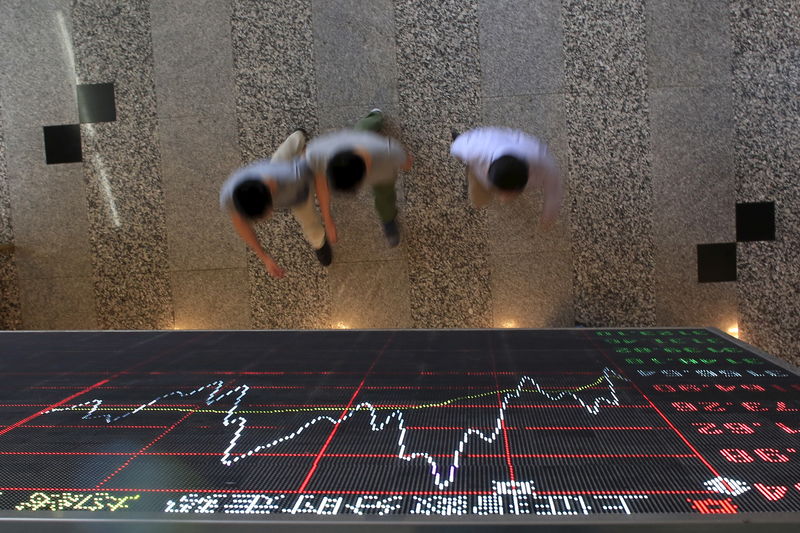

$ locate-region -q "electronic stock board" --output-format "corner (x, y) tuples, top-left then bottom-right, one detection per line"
(0, 328), (798, 531)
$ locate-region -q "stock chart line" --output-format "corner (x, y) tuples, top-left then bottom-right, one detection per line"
(45, 368), (626, 489)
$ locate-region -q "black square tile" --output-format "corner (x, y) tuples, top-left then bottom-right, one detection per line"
(736, 201), (775, 242)
(697, 242), (737, 283)
(43, 124), (82, 164)
(77, 82), (116, 123)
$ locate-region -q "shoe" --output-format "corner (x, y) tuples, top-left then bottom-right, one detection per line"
(382, 219), (400, 248)
(294, 127), (309, 138)
(315, 239), (332, 266)
(369, 108), (382, 116)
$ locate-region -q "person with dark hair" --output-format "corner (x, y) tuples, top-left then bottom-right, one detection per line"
(450, 127), (562, 227)
(220, 130), (335, 278)
(304, 109), (412, 247)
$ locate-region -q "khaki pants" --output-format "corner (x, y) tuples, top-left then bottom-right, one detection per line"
(271, 131), (326, 249)
(467, 168), (492, 208)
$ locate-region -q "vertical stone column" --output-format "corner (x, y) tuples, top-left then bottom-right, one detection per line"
(395, 0), (490, 328)
(731, 1), (800, 364)
(562, 0), (656, 327)
(232, 0), (328, 329)
(71, 0), (173, 328)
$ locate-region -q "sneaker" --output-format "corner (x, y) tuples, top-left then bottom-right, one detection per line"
(369, 108), (382, 116)
(315, 239), (332, 266)
(382, 219), (400, 248)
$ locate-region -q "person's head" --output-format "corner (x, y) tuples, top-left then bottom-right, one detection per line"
(232, 178), (272, 219)
(488, 155), (528, 194)
(327, 150), (366, 193)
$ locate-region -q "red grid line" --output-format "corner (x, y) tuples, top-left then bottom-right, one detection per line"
(0, 379), (110, 437)
(582, 331), (729, 486)
(29, 384), (635, 391)
(94, 410), (196, 488)
(405, 426), (669, 431)
(0, 403), (199, 408)
(19, 425), (170, 429)
(0, 333), (209, 438)
(0, 487), (718, 495)
(0, 370), (607, 376)
(490, 338), (516, 482)
(123, 404), (651, 408)
(0, 451), (700, 458)
(296, 335), (393, 492)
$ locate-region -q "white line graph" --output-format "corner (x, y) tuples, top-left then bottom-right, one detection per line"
(45, 368), (625, 489)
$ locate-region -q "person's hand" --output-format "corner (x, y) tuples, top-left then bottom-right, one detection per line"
(327, 222), (338, 245)
(403, 153), (414, 171)
(264, 259), (285, 279)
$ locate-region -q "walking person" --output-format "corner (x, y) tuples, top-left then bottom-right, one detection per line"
(450, 127), (562, 227)
(304, 109), (412, 247)
(220, 130), (335, 278)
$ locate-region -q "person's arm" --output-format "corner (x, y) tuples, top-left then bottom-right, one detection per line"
(538, 158), (563, 230)
(402, 152), (414, 171)
(388, 139), (413, 171)
(230, 212), (285, 278)
(314, 172), (337, 244)
(449, 128), (482, 163)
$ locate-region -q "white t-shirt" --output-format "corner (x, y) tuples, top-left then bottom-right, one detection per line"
(450, 127), (562, 224)
(305, 130), (407, 186)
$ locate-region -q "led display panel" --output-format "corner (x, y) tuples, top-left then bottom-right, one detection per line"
(0, 328), (798, 527)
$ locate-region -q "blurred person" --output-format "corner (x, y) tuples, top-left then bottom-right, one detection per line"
(220, 129), (334, 278)
(304, 109), (412, 248)
(450, 127), (562, 227)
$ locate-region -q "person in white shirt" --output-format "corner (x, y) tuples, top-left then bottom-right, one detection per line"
(220, 130), (335, 278)
(450, 127), (562, 227)
(304, 109), (413, 247)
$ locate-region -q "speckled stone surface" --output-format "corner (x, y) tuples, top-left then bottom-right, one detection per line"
(171, 268), (250, 330)
(731, 1), (800, 364)
(655, 242), (738, 330)
(395, 0), (490, 328)
(562, 0), (655, 327)
(0, 0), (96, 329)
(0, 0), (797, 354)
(646, 0), (732, 88)
(159, 115), (243, 272)
(405, 205), (491, 328)
(562, 0), (648, 94)
(247, 232), (330, 329)
(395, 0), (483, 210)
(478, 0), (563, 96)
(4, 126), (92, 281)
(0, 97), (22, 329)
(71, 0), (173, 329)
(233, 0), (328, 329)
(650, 86), (736, 328)
(233, 0), (319, 157)
(0, 1), (83, 126)
(151, 0), (236, 119)
(565, 91), (656, 327)
(328, 259), (411, 329)
(311, 0), (398, 106)
(651, 87), (735, 244)
(92, 269), (173, 330)
(491, 251), (574, 328)
(737, 242), (800, 368)
(18, 275), (97, 330)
